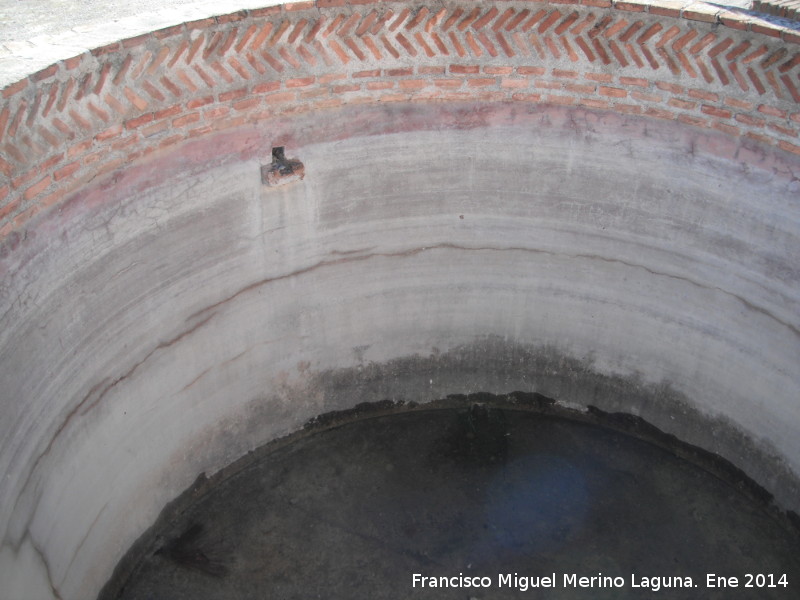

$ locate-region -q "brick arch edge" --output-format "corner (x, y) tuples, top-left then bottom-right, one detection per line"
(1, 0), (800, 241)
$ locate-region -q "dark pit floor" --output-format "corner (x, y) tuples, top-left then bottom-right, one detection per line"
(108, 406), (800, 599)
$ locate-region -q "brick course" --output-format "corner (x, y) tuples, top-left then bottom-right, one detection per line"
(1, 0), (799, 236)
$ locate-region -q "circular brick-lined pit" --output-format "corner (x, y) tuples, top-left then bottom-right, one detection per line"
(1, 1), (799, 598)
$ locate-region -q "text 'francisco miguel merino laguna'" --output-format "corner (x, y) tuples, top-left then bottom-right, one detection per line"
(412, 573), (697, 592)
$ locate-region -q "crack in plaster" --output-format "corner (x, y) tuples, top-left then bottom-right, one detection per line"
(188, 243), (800, 338)
(8, 311), (219, 549)
(26, 531), (63, 600)
(64, 502), (108, 585)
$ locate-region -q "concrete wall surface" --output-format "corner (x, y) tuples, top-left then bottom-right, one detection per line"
(0, 1), (799, 598)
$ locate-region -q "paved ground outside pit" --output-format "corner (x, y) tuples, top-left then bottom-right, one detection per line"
(104, 406), (800, 600)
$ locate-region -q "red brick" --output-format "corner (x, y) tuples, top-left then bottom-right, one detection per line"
(678, 114), (708, 128)
(125, 113), (154, 129)
(11, 204), (40, 229)
(353, 70), (381, 78)
(173, 113), (201, 128)
(701, 105), (732, 119)
(332, 84), (361, 94)
(758, 105), (787, 119)
(387, 68), (414, 77)
(379, 93), (410, 103)
(751, 24), (783, 39)
(518, 66), (546, 76)
(32, 65), (58, 82)
(111, 134), (138, 151)
(252, 82), (279, 95)
(579, 97), (612, 109)
(95, 124), (123, 142)
(419, 66), (446, 75)
(614, 103), (642, 114)
(204, 107), (231, 119)
(315, 98), (346, 110)
(12, 168), (38, 190)
(451, 65), (481, 75)
(90, 42), (120, 57)
(24, 175), (51, 200)
(467, 78), (496, 87)
(83, 148), (109, 165)
(233, 98), (261, 111)
(644, 107), (676, 120)
(249, 6), (281, 17)
(436, 92), (472, 102)
(315, 74), (344, 86)
(746, 131), (773, 144)
(299, 88), (327, 100)
(656, 81), (684, 94)
(153, 23), (184, 39)
(158, 135), (184, 149)
(552, 69), (578, 79)
(63, 55), (83, 71)
(219, 88), (248, 102)
(631, 90), (661, 103)
(399, 79), (427, 90)
(155, 105), (182, 120)
(585, 73), (613, 83)
(616, 2), (647, 11)
(263, 92), (296, 103)
(2, 79), (28, 99)
(0, 191), (21, 221)
(599, 86), (627, 98)
(187, 95), (215, 109)
(682, 10), (718, 24)
(547, 94), (577, 106)
(188, 125), (215, 138)
(668, 98), (696, 110)
(54, 161), (81, 181)
(688, 89), (718, 102)
(141, 120), (169, 137)
(434, 79), (462, 88)
(40, 154), (62, 172)
(217, 10), (247, 23)
(501, 78), (529, 89)
(650, 6), (681, 18)
(736, 113), (765, 127)
(483, 66), (513, 75)
(67, 139), (93, 159)
(768, 123), (797, 138)
(619, 76), (648, 87)
(284, 1), (315, 11)
(779, 140), (800, 155)
(122, 33), (150, 49)
(724, 97), (754, 111)
(565, 83), (596, 94)
(367, 81), (394, 90)
(286, 77), (315, 88)
(0, 194), (18, 221)
(712, 122), (739, 137)
(511, 93), (543, 102)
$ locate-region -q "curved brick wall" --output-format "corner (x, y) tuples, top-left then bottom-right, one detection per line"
(0, 1), (799, 598)
(0, 0), (799, 227)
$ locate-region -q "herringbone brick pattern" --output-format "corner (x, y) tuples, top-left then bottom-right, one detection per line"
(1, 1), (799, 235)
(754, 0), (800, 21)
